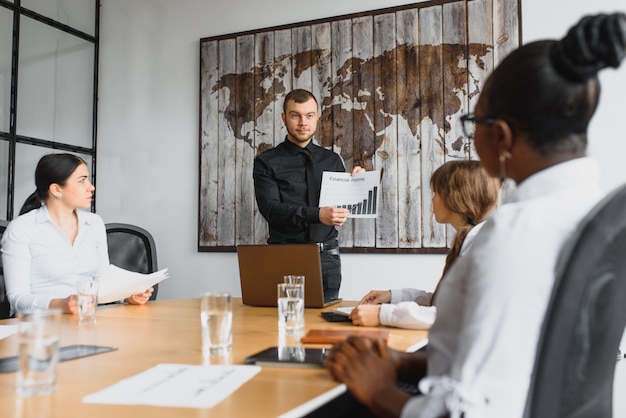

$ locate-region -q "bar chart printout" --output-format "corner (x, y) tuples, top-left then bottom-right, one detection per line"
(318, 171), (381, 219)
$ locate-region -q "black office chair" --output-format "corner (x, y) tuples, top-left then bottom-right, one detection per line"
(105, 223), (159, 301)
(523, 183), (626, 418)
(0, 220), (11, 319)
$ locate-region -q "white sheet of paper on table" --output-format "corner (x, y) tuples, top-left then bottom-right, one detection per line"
(0, 325), (18, 341)
(333, 306), (355, 316)
(83, 363), (261, 408)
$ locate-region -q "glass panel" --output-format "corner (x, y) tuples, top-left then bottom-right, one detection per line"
(21, 0), (95, 36)
(0, 7), (12, 134)
(13, 144), (94, 216)
(0, 139), (8, 220)
(17, 16), (94, 148)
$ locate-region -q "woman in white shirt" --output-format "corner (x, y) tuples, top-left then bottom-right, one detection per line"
(350, 160), (500, 329)
(1, 153), (152, 315)
(323, 12), (626, 418)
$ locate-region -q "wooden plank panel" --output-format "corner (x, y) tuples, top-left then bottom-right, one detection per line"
(273, 29), (291, 147)
(199, 40), (219, 248)
(292, 26), (313, 92)
(493, 0), (520, 64)
(419, 6), (446, 248)
(328, 19), (354, 248)
(396, 8), (422, 249)
(468, 0), (494, 159)
(311, 22), (332, 146)
(253, 31), (275, 244)
(374, 12), (399, 249)
(442, 2), (468, 247)
(352, 16), (376, 248)
(443, 1), (469, 161)
(235, 34), (256, 246)
(217, 38), (237, 246)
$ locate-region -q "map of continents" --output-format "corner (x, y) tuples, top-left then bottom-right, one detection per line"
(211, 42), (492, 168)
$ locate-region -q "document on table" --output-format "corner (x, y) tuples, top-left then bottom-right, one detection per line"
(83, 364), (261, 408)
(318, 170), (381, 218)
(333, 306), (356, 316)
(97, 264), (169, 304)
(0, 325), (18, 340)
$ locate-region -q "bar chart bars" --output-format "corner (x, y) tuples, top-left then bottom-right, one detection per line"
(336, 186), (378, 215)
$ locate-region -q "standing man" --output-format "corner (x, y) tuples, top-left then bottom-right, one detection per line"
(253, 89), (363, 300)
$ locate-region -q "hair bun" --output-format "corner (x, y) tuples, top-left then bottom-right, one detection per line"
(550, 13), (626, 82)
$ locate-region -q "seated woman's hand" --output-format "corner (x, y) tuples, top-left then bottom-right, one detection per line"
(358, 290), (391, 305)
(350, 304), (382, 326)
(49, 295), (79, 315)
(125, 287), (154, 305)
(324, 336), (399, 409)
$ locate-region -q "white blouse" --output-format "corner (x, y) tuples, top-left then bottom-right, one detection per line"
(379, 223), (486, 330)
(402, 158), (604, 418)
(1, 205), (109, 315)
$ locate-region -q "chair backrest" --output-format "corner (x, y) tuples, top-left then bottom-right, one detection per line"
(105, 223), (159, 301)
(523, 183), (626, 418)
(0, 220), (11, 319)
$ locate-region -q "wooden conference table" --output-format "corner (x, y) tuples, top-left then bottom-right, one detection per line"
(0, 298), (428, 418)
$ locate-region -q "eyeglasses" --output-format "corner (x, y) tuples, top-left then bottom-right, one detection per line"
(460, 113), (498, 139)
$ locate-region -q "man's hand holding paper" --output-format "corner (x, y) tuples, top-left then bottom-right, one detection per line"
(319, 170), (381, 219)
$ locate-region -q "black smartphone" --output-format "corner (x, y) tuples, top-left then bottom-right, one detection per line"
(0, 344), (117, 373)
(320, 311), (351, 322)
(245, 346), (327, 368)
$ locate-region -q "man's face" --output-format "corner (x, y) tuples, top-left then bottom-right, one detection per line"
(282, 98), (319, 147)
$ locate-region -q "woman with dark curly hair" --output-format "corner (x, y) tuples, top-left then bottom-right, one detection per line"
(324, 12), (626, 418)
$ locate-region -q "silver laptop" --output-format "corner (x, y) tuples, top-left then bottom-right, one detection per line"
(237, 244), (342, 308)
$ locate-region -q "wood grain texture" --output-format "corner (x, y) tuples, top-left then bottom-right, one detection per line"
(0, 299), (427, 418)
(199, 0), (521, 252)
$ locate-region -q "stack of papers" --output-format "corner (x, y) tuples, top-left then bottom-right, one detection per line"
(98, 264), (169, 304)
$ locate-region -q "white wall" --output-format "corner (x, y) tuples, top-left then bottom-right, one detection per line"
(96, 0), (626, 301)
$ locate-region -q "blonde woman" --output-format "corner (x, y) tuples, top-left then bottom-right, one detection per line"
(350, 160), (500, 329)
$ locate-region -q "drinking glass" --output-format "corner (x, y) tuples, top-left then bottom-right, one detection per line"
(17, 309), (62, 396)
(200, 292), (232, 356)
(277, 283), (304, 334)
(77, 278), (99, 325)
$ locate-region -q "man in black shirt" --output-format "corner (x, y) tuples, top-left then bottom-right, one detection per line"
(253, 89), (363, 300)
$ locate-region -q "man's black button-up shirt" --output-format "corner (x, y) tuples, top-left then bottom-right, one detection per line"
(253, 137), (346, 244)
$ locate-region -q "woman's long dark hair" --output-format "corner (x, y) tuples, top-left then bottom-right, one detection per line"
(19, 153), (87, 215)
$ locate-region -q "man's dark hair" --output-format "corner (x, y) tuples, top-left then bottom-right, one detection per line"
(282, 89), (318, 113)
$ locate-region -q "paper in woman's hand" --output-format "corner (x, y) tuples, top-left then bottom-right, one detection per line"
(97, 264), (169, 304)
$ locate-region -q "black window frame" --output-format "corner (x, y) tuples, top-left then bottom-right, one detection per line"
(0, 0), (100, 220)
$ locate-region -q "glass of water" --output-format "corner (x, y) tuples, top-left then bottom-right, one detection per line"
(77, 278), (99, 326)
(277, 283), (304, 334)
(200, 292), (232, 356)
(17, 309), (62, 396)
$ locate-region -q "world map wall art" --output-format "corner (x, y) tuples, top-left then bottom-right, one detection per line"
(198, 0), (521, 252)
